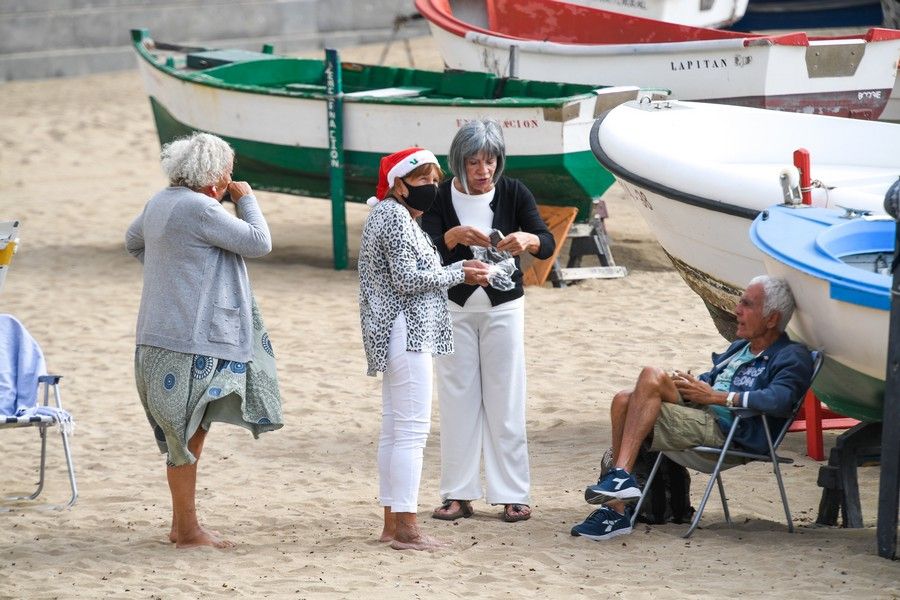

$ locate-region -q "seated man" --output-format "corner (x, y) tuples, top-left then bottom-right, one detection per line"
(571, 275), (813, 541)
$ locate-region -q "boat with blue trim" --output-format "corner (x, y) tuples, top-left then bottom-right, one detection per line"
(750, 203), (894, 422)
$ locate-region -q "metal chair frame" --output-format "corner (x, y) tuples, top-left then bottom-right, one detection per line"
(632, 350), (824, 538)
(1, 375), (78, 509)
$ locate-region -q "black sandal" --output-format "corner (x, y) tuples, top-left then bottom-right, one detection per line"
(432, 499), (474, 521)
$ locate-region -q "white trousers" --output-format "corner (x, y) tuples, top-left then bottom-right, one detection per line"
(378, 312), (433, 513)
(436, 302), (530, 505)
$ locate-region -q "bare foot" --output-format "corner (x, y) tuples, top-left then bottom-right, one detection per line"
(170, 523), (222, 543)
(378, 530), (394, 543)
(174, 526), (235, 549)
(390, 533), (447, 551)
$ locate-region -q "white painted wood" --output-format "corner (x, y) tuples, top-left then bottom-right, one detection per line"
(762, 256), (886, 381)
(136, 56), (636, 156)
(426, 24), (900, 114)
(564, 0), (750, 27)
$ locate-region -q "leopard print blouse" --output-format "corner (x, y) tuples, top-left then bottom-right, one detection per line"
(359, 198), (465, 376)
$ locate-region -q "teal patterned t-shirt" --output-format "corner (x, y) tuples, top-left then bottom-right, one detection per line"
(710, 343), (758, 426)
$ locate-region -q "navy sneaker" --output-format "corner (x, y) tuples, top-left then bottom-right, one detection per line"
(570, 506), (633, 541)
(584, 467), (641, 504)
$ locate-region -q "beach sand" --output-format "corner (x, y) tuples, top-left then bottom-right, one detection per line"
(1, 36), (896, 599)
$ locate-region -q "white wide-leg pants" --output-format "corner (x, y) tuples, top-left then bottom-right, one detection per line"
(377, 312), (433, 514)
(436, 301), (530, 505)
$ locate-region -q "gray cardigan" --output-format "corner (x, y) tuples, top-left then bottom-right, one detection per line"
(126, 187), (272, 362)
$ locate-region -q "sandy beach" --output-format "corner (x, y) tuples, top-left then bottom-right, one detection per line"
(1, 36), (896, 599)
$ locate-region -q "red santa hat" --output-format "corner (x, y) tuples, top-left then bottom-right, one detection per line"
(366, 147), (439, 207)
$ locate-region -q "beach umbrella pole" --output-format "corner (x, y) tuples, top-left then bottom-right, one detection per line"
(878, 178), (900, 559)
(326, 48), (349, 270)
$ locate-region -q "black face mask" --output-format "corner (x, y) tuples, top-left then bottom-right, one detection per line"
(402, 180), (438, 212)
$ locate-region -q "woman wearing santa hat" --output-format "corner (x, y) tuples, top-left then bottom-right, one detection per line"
(422, 119), (554, 524)
(358, 147), (491, 551)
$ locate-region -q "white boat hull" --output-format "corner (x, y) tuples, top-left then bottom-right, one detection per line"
(761, 256), (886, 384)
(136, 58), (602, 157)
(432, 26), (900, 114)
(590, 100), (900, 338)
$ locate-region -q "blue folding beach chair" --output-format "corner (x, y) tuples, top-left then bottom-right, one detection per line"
(632, 350), (824, 537)
(1, 314), (77, 509)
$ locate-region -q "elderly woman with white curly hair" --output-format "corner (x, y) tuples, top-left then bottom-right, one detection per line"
(126, 132), (283, 549)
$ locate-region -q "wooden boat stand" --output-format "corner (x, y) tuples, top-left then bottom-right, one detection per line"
(552, 200), (627, 287)
(522, 200), (627, 288)
(815, 421), (881, 529)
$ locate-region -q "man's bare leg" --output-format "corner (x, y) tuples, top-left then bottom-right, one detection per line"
(609, 390), (630, 466)
(167, 427), (234, 549)
(614, 367), (679, 473)
(380, 507), (396, 542)
(390, 512), (446, 551)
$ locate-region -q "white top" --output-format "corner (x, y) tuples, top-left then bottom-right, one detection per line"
(450, 180), (499, 312)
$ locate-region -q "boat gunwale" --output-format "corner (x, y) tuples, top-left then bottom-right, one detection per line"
(131, 30), (602, 109)
(588, 112), (760, 221)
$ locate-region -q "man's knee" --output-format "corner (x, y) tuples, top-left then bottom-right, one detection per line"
(636, 366), (667, 390)
(611, 389), (631, 411)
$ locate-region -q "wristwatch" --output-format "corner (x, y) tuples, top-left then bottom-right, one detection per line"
(726, 392), (736, 408)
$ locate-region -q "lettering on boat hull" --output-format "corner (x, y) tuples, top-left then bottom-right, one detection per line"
(455, 118), (541, 128)
(669, 57), (729, 71)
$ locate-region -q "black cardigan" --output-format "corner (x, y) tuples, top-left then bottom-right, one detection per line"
(421, 176), (555, 307)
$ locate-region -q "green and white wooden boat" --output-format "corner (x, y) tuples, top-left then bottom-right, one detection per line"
(132, 28), (650, 221)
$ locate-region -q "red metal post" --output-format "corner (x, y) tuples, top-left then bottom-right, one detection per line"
(793, 148), (811, 205)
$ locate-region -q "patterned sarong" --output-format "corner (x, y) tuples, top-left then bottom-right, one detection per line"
(135, 300), (283, 466)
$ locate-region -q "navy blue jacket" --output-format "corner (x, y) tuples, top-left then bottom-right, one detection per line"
(421, 176), (555, 307)
(699, 333), (813, 453)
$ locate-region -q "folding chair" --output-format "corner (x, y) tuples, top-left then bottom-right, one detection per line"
(1, 315), (77, 509)
(632, 350), (824, 538)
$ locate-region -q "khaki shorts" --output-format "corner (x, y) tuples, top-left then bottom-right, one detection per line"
(650, 398), (726, 452)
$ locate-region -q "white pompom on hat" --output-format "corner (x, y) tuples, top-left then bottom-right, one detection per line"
(366, 147), (439, 207)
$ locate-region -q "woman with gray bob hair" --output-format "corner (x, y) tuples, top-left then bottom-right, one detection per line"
(447, 120), (506, 194)
(126, 132), (282, 550)
(422, 119), (556, 524)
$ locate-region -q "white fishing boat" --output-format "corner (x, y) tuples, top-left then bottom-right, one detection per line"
(417, 0), (900, 120)
(131, 28), (651, 221)
(589, 99), (900, 339)
(750, 204), (893, 422)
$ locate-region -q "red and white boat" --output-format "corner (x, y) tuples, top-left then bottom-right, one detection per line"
(417, 0), (900, 120)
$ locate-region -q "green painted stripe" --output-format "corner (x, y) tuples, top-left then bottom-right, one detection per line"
(149, 97), (612, 221)
(812, 358), (883, 423)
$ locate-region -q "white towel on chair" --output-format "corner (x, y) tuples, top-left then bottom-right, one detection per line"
(14, 405), (74, 434)
(0, 314), (48, 416)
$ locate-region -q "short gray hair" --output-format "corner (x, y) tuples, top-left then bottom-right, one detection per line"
(749, 275), (795, 331)
(448, 119), (506, 193)
(160, 132), (234, 190)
